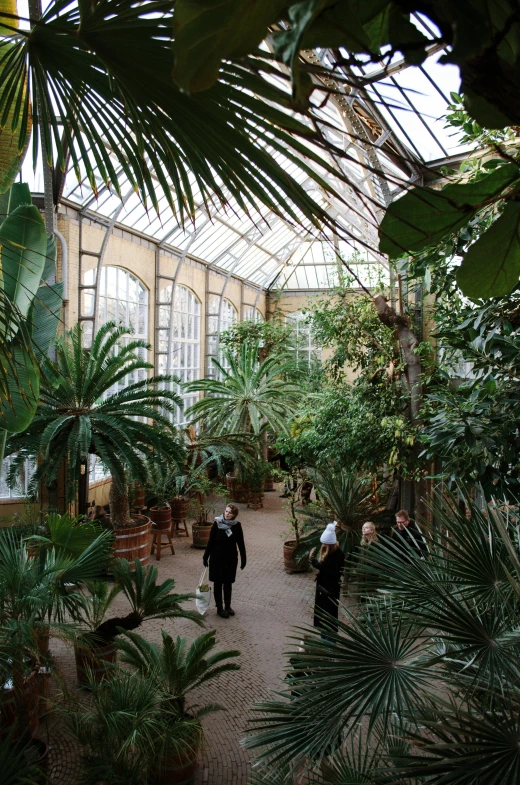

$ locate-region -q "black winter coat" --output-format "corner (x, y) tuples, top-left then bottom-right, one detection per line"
(312, 548), (345, 630)
(203, 521), (246, 584)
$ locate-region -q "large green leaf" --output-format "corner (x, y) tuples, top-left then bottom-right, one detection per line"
(379, 164), (520, 258)
(456, 201), (520, 298)
(0, 203), (47, 336)
(28, 280), (64, 361)
(0, 340), (39, 432)
(173, 0), (288, 92)
(0, 182), (31, 223)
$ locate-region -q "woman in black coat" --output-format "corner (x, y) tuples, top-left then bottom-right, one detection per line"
(203, 503), (246, 619)
(311, 522), (345, 633)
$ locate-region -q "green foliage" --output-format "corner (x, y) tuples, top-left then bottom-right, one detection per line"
(117, 628), (240, 716)
(0, 732), (47, 785)
(293, 467), (375, 561)
(246, 495), (520, 783)
(79, 558), (202, 645)
(419, 285), (520, 500)
(220, 319), (293, 362)
(6, 322), (185, 502)
(0, 183), (63, 438)
(185, 340), (303, 435)
(28, 512), (108, 558)
(67, 668), (201, 785)
(0, 1), (350, 232)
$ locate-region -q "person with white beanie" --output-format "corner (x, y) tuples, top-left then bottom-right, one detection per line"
(311, 521), (345, 633)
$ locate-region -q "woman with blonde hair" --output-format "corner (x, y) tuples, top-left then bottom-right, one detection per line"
(360, 521), (379, 546)
(311, 522), (345, 632)
(357, 521), (379, 599)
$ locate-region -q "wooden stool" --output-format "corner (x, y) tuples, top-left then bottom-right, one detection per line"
(172, 518), (189, 537)
(247, 491), (264, 510)
(151, 526), (175, 561)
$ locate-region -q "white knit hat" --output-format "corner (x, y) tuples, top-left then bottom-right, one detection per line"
(320, 522), (337, 545)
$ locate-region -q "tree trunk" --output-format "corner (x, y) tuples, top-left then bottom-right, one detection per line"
(109, 480), (132, 528)
(78, 461), (89, 517)
(374, 295), (426, 515)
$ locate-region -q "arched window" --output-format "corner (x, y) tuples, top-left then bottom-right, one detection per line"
(243, 306), (264, 323)
(286, 311), (321, 370)
(207, 296), (238, 376)
(83, 266), (149, 482)
(157, 284), (201, 425)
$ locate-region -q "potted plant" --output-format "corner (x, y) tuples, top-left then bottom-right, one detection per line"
(0, 527), (111, 743)
(145, 463), (173, 531)
(73, 558), (202, 687)
(106, 478), (155, 568)
(117, 628), (240, 783)
(188, 474), (229, 549)
(169, 474), (191, 522)
(66, 666), (202, 785)
(281, 472), (309, 573)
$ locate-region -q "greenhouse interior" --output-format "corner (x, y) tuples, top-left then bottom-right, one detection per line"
(1, 2), (520, 784)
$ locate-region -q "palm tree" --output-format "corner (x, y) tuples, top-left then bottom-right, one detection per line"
(294, 467), (376, 562)
(245, 493), (520, 784)
(0, 1), (349, 233)
(185, 341), (303, 436)
(117, 628), (240, 717)
(6, 321), (185, 514)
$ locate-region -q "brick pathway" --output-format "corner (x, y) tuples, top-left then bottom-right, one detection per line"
(47, 487), (317, 785)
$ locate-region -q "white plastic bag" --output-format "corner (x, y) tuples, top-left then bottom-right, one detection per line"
(195, 567), (211, 616)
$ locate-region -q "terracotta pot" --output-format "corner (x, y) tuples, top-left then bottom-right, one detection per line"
(192, 523), (212, 549)
(264, 474), (275, 492)
(170, 496), (190, 519)
(150, 505), (172, 530)
(37, 666), (51, 717)
(75, 640), (117, 687)
(283, 540), (309, 574)
(155, 739), (199, 784)
(0, 666), (40, 739)
(225, 473), (249, 504)
(111, 514), (152, 568)
(27, 737), (49, 782)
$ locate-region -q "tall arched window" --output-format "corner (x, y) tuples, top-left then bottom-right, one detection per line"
(286, 311), (321, 370)
(207, 296), (238, 376)
(83, 266), (149, 481)
(243, 306), (264, 323)
(157, 284), (201, 425)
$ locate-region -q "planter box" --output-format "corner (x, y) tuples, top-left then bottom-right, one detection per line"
(226, 474), (249, 504)
(111, 514), (152, 568)
(75, 640), (118, 687)
(149, 506), (172, 530)
(0, 666), (40, 739)
(192, 523), (212, 549)
(283, 540), (309, 574)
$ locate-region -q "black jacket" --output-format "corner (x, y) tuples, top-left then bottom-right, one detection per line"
(391, 521), (427, 560)
(203, 521), (246, 584)
(312, 548), (345, 630)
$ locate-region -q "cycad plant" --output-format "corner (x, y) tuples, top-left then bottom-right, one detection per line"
(245, 494), (520, 784)
(117, 628), (240, 717)
(293, 466), (376, 563)
(185, 340), (302, 436)
(67, 668), (200, 785)
(6, 321), (185, 515)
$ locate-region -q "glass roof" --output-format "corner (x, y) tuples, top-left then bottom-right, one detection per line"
(23, 31), (469, 292)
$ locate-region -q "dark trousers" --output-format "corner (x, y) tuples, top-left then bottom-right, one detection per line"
(214, 581), (232, 609)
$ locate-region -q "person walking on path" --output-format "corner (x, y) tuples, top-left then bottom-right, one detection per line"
(311, 522), (345, 633)
(392, 509), (428, 560)
(203, 503), (246, 619)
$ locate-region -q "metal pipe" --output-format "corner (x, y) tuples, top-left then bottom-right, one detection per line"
(53, 228), (68, 304)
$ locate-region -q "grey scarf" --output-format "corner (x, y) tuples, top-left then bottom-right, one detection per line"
(215, 514), (238, 537)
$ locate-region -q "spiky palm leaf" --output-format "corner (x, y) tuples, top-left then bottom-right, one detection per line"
(6, 321), (185, 502)
(245, 496), (520, 784)
(294, 468), (375, 562)
(185, 341), (303, 435)
(117, 627), (240, 716)
(0, 1), (352, 233)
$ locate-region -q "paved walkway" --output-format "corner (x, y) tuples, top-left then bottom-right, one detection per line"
(48, 487), (317, 785)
